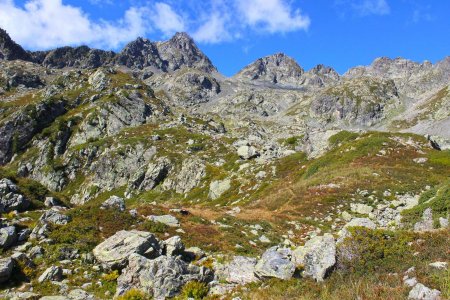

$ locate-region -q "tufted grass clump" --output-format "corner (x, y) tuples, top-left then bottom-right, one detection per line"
(116, 289), (151, 300)
(180, 281), (209, 300)
(102, 270), (120, 281)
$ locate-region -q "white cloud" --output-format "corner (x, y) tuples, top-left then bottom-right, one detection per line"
(0, 0), (312, 48)
(0, 0), (150, 49)
(192, 12), (232, 44)
(236, 0), (310, 33)
(192, 0), (310, 43)
(354, 0), (390, 16)
(150, 2), (186, 37)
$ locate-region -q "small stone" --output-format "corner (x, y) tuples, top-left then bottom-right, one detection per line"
(100, 195), (126, 212)
(38, 265), (63, 283)
(350, 203), (373, 215)
(148, 215), (180, 227)
(428, 262), (447, 270)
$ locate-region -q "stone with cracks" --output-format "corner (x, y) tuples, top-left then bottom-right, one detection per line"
(38, 265), (63, 283)
(254, 246), (296, 280)
(93, 230), (159, 270)
(293, 233), (336, 281)
(116, 253), (213, 300)
(223, 256), (259, 284)
(408, 283), (441, 300)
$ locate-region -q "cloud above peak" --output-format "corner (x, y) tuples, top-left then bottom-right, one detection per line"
(0, 0), (311, 49)
(236, 0), (310, 33)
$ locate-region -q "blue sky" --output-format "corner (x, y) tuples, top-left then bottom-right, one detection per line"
(0, 0), (449, 76)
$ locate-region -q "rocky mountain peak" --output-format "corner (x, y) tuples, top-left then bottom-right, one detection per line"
(116, 37), (166, 71)
(235, 53), (304, 85)
(0, 28), (31, 61)
(156, 32), (217, 73)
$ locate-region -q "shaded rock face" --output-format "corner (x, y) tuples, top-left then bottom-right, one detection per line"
(0, 178), (30, 212)
(0, 99), (67, 165)
(0, 29), (31, 61)
(0, 257), (14, 283)
(128, 157), (172, 192)
(167, 71), (221, 106)
(345, 56), (450, 98)
(310, 77), (399, 127)
(301, 64), (340, 88)
(38, 46), (116, 69)
(92, 230), (160, 270)
(235, 53), (304, 85)
(70, 92), (152, 147)
(116, 253), (213, 300)
(116, 38), (167, 71)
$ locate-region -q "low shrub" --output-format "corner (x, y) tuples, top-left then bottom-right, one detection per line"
(116, 289), (151, 300)
(180, 281), (209, 300)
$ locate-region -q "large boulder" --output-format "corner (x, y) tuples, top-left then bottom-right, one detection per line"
(0, 226), (17, 249)
(116, 253), (213, 299)
(254, 246), (296, 280)
(0, 257), (14, 283)
(222, 256), (259, 284)
(208, 179), (231, 200)
(93, 230), (159, 269)
(39, 209), (71, 225)
(0, 179), (30, 213)
(408, 283), (441, 300)
(293, 233), (336, 281)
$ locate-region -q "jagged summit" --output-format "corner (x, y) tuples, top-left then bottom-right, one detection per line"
(235, 53), (304, 85)
(117, 37), (166, 70)
(0, 28), (31, 61)
(0, 29), (215, 73)
(156, 32), (217, 73)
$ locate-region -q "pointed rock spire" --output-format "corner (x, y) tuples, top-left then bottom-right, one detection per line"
(0, 28), (31, 61)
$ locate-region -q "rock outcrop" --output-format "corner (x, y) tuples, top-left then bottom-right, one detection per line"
(93, 230), (160, 269)
(235, 53), (304, 85)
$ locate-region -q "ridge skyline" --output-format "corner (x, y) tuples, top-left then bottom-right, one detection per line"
(1, 28), (449, 79)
